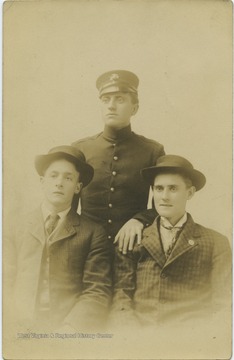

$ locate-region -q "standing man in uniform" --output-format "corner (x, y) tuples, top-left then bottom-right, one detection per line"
(72, 70), (165, 253)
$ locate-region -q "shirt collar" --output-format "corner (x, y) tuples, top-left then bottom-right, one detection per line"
(160, 212), (187, 229)
(102, 124), (132, 142)
(41, 202), (71, 222)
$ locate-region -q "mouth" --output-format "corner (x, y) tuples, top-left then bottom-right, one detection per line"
(107, 113), (117, 116)
(53, 191), (64, 195)
(159, 204), (172, 207)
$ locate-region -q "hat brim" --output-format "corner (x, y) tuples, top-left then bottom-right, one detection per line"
(141, 166), (206, 191)
(35, 152), (94, 187)
(99, 84), (137, 97)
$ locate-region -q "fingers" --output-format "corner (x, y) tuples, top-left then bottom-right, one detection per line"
(136, 227), (142, 246)
(122, 232), (134, 255)
(128, 234), (136, 252)
(113, 219), (144, 254)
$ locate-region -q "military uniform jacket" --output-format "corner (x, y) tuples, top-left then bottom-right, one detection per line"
(5, 208), (112, 331)
(72, 125), (165, 239)
(112, 214), (232, 325)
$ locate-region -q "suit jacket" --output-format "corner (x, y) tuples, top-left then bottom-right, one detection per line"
(112, 214), (232, 326)
(5, 208), (112, 331)
(72, 125), (164, 239)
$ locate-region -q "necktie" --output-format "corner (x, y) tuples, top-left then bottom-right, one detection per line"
(160, 221), (182, 258)
(45, 213), (60, 236)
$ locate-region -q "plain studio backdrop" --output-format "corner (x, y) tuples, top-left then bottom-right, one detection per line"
(4, 0), (232, 241)
(2, 1), (232, 359)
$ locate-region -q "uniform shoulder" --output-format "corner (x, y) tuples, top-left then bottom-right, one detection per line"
(132, 132), (164, 150)
(72, 132), (103, 146)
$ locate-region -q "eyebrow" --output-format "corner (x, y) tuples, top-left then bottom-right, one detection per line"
(49, 171), (76, 176)
(154, 184), (178, 187)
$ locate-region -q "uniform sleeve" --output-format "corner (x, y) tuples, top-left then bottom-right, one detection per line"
(109, 246), (139, 327)
(64, 224), (112, 331)
(131, 143), (165, 226)
(132, 208), (157, 227)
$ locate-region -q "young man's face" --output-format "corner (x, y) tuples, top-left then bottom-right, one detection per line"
(100, 92), (138, 130)
(40, 159), (82, 212)
(153, 173), (195, 225)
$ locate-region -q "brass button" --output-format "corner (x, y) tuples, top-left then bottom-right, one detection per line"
(110, 187), (115, 192)
(113, 156), (118, 161)
(108, 235), (112, 240)
(108, 203), (113, 208)
(108, 219), (112, 224)
(112, 171), (117, 176)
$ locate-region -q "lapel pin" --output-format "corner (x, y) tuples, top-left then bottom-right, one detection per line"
(188, 239), (195, 246)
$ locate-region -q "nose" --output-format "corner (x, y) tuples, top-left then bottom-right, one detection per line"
(55, 175), (64, 187)
(161, 188), (170, 201)
(108, 97), (116, 110)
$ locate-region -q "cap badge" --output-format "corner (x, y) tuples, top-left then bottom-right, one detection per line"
(110, 73), (119, 81)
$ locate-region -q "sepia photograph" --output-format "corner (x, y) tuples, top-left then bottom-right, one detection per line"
(2, 0), (232, 359)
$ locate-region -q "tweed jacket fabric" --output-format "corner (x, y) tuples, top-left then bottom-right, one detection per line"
(72, 125), (164, 239)
(112, 214), (232, 326)
(5, 208), (112, 331)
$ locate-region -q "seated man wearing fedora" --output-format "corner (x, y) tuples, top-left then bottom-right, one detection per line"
(111, 155), (231, 327)
(5, 146), (112, 332)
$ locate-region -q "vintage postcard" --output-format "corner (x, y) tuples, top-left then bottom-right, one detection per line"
(2, 0), (232, 359)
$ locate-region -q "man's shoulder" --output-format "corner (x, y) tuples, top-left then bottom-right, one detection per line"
(132, 132), (164, 150)
(194, 222), (227, 238)
(192, 221), (230, 250)
(72, 132), (103, 146)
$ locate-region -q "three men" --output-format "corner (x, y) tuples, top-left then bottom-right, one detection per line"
(72, 70), (165, 253)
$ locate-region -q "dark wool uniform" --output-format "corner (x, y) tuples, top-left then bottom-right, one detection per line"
(72, 125), (165, 240)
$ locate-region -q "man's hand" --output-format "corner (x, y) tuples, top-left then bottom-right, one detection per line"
(114, 219), (144, 254)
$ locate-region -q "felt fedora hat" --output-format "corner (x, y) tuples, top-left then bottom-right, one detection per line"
(141, 155), (206, 191)
(35, 145), (94, 187)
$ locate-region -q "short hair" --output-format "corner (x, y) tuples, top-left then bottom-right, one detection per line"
(129, 92), (139, 105)
(152, 169), (194, 189)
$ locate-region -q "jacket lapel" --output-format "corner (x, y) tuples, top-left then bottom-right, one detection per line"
(28, 207), (46, 246)
(164, 214), (200, 267)
(50, 210), (80, 243)
(28, 208), (80, 245)
(141, 219), (166, 268)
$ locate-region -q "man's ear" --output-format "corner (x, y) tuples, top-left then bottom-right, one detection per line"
(132, 103), (139, 116)
(187, 186), (196, 200)
(75, 182), (83, 194)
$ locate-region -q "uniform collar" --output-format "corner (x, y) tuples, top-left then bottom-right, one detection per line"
(102, 124), (132, 141)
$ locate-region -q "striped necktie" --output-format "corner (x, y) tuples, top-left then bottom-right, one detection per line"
(45, 213), (60, 236)
(160, 221), (183, 258)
